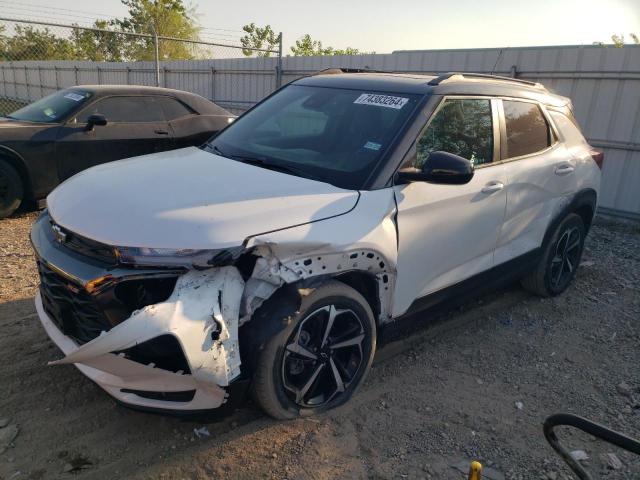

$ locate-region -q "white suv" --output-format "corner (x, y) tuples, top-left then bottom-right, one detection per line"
(31, 71), (602, 419)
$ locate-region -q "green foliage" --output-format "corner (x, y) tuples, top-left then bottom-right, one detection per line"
(240, 23), (280, 57)
(0, 25), (76, 61)
(594, 33), (639, 48)
(611, 34), (625, 47)
(289, 34), (362, 56)
(71, 20), (125, 62)
(0, 0), (200, 62)
(113, 0), (200, 60)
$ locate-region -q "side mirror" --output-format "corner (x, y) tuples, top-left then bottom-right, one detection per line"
(85, 113), (107, 131)
(396, 151), (474, 185)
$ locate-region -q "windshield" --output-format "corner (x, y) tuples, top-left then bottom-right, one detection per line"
(7, 89), (93, 123)
(205, 85), (420, 189)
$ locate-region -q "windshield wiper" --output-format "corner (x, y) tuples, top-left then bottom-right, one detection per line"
(233, 155), (310, 177)
(207, 144), (227, 157)
(207, 143), (318, 180)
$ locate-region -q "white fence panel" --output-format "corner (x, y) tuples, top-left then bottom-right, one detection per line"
(1, 45), (639, 217)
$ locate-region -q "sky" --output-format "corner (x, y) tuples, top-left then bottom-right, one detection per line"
(3, 0), (639, 53)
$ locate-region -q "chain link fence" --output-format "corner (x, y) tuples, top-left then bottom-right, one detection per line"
(1, 17), (639, 216)
(0, 17), (282, 115)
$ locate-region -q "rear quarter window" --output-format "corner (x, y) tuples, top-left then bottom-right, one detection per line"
(157, 97), (196, 120)
(503, 100), (551, 158)
(548, 111), (589, 148)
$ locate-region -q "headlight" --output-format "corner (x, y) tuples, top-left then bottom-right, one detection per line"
(114, 246), (243, 268)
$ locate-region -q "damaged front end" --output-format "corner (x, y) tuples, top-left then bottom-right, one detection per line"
(32, 211), (255, 412)
(31, 194), (397, 413)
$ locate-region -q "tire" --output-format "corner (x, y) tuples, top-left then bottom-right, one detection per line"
(252, 281), (376, 420)
(0, 160), (23, 219)
(521, 213), (586, 297)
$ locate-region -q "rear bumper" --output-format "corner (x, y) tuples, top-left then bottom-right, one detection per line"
(35, 291), (233, 412)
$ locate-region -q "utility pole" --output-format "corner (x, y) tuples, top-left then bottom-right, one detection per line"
(151, 23), (160, 87)
(276, 32), (283, 88)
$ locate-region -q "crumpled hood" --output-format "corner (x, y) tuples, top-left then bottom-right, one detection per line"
(48, 147), (359, 249)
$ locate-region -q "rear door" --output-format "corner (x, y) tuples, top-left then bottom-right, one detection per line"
(392, 97), (508, 317)
(55, 96), (172, 181)
(494, 99), (578, 266)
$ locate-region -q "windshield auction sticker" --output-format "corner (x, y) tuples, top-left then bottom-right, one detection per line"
(354, 93), (409, 109)
(64, 92), (86, 102)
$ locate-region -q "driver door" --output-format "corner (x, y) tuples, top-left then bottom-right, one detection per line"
(55, 96), (173, 181)
(392, 97), (508, 317)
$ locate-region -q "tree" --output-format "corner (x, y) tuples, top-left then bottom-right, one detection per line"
(240, 23), (280, 57)
(612, 33), (640, 47)
(330, 47), (362, 56)
(594, 33), (639, 47)
(113, 0), (201, 60)
(290, 34), (361, 56)
(0, 24), (7, 60)
(71, 20), (125, 62)
(1, 25), (76, 61)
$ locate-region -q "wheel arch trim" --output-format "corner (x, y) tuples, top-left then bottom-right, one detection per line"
(542, 188), (597, 249)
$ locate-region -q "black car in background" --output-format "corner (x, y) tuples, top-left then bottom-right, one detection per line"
(0, 85), (235, 218)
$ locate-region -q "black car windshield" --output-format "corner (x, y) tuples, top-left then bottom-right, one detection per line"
(7, 89), (93, 123)
(204, 85), (421, 189)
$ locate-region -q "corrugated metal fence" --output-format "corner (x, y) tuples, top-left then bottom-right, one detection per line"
(1, 45), (639, 217)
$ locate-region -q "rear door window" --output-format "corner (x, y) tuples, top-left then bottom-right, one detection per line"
(77, 96), (164, 123)
(502, 100), (551, 158)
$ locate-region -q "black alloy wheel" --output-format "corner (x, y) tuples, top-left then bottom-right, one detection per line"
(251, 281), (376, 419)
(281, 304), (366, 407)
(521, 213), (586, 297)
(549, 225), (582, 291)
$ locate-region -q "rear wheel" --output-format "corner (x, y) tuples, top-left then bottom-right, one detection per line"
(0, 160), (23, 219)
(252, 281), (376, 419)
(521, 213), (586, 296)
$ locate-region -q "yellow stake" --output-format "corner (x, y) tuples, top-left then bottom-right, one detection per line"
(468, 461), (482, 480)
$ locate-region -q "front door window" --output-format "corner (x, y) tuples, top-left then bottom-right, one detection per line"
(416, 98), (494, 167)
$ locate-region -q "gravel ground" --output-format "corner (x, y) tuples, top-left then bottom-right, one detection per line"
(0, 212), (638, 480)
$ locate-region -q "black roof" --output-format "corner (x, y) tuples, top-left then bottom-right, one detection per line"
(294, 71), (570, 107)
(66, 85), (231, 116)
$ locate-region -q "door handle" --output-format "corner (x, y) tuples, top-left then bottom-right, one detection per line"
(154, 129), (169, 135)
(554, 165), (575, 175)
(481, 181), (504, 194)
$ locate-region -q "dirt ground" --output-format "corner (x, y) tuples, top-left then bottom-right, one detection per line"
(0, 211), (638, 480)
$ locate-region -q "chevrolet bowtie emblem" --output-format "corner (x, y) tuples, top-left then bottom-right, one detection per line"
(51, 224), (67, 243)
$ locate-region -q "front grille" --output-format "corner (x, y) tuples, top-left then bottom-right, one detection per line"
(38, 261), (113, 345)
(49, 219), (117, 265)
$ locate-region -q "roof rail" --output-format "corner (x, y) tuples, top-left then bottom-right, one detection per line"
(427, 73), (458, 85)
(428, 72), (542, 88)
(312, 67), (397, 76)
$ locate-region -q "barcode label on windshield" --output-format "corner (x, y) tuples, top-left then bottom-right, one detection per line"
(354, 93), (409, 109)
(64, 92), (85, 102)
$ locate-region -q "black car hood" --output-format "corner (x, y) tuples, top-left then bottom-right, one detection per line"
(0, 118), (49, 129)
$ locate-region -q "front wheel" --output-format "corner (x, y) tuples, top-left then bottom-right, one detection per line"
(0, 160), (24, 219)
(521, 213), (586, 297)
(252, 281), (376, 419)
